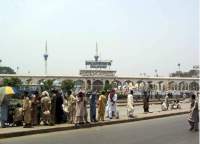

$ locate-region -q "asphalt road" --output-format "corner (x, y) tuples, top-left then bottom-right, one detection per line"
(0, 115), (198, 144)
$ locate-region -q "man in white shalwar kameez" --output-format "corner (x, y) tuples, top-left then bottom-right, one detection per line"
(127, 90), (134, 118)
(107, 89), (118, 119)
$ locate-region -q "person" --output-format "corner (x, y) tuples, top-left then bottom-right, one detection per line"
(90, 91), (97, 122)
(143, 90), (149, 113)
(62, 94), (68, 122)
(107, 89), (118, 119)
(55, 90), (64, 124)
(35, 91), (42, 125)
(98, 91), (107, 121)
(83, 92), (90, 123)
(164, 93), (170, 110)
(67, 90), (76, 124)
(0, 93), (9, 128)
(22, 92), (32, 128)
(188, 94), (199, 131)
(31, 92), (38, 126)
(127, 90), (134, 118)
(13, 103), (23, 126)
(161, 101), (168, 111)
(50, 89), (57, 125)
(41, 91), (51, 125)
(176, 100), (181, 109)
(75, 92), (85, 127)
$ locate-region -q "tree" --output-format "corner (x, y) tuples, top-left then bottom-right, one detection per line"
(61, 80), (75, 93)
(43, 79), (54, 91)
(0, 77), (22, 87)
(0, 66), (16, 74)
(170, 68), (199, 78)
(104, 82), (112, 92)
(9, 77), (22, 88)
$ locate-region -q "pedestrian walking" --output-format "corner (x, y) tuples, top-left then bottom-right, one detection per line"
(188, 94), (199, 131)
(164, 93), (170, 110)
(98, 91), (107, 121)
(127, 90), (134, 118)
(0, 92), (9, 128)
(143, 90), (149, 113)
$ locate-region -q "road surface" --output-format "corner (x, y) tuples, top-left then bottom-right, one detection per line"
(0, 114), (198, 144)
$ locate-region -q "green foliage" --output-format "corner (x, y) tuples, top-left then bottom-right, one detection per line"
(61, 80), (75, 92)
(104, 82), (112, 91)
(0, 66), (16, 74)
(170, 69), (199, 77)
(0, 77), (22, 87)
(9, 77), (22, 88)
(43, 79), (54, 91)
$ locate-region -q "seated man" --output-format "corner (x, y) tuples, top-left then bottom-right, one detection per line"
(161, 102), (168, 111)
(13, 103), (23, 126)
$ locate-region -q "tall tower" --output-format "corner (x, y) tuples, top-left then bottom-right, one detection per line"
(43, 40), (48, 75)
(94, 42), (99, 62)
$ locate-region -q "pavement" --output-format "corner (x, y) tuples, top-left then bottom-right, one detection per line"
(0, 102), (191, 139)
(0, 114), (198, 144)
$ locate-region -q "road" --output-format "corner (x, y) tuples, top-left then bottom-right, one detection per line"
(0, 115), (198, 144)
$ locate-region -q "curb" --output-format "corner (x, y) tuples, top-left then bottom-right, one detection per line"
(117, 102), (162, 107)
(0, 111), (189, 139)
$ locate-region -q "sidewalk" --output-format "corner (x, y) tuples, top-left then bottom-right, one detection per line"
(0, 103), (190, 139)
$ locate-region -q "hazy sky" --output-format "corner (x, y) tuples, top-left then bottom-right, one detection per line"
(0, 0), (198, 76)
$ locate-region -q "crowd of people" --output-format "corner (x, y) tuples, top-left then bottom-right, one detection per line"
(0, 88), (122, 128)
(0, 88), (199, 132)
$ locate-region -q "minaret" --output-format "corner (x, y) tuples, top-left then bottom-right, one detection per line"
(94, 42), (99, 62)
(43, 40), (48, 75)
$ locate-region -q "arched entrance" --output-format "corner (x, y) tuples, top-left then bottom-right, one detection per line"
(92, 80), (103, 92)
(74, 80), (85, 91)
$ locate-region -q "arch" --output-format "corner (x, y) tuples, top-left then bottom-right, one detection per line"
(122, 80), (135, 89)
(92, 80), (103, 92)
(168, 81), (177, 90)
(74, 80), (85, 90)
(178, 81), (187, 91)
(189, 81), (199, 91)
(86, 80), (91, 90)
(112, 80), (122, 89)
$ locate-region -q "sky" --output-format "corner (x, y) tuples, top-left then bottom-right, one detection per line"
(0, 0), (199, 76)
